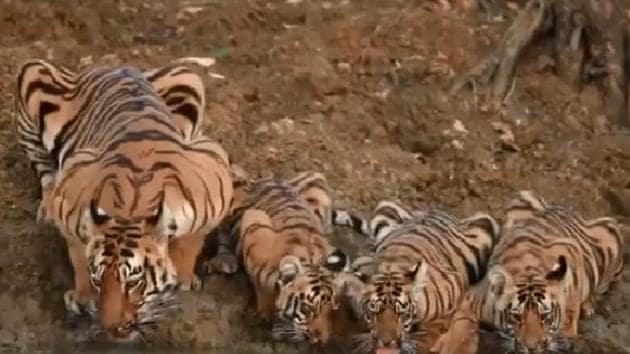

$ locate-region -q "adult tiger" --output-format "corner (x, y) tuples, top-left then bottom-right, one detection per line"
(343, 200), (499, 354)
(431, 190), (625, 354)
(14, 59), (234, 341)
(206, 170), (368, 345)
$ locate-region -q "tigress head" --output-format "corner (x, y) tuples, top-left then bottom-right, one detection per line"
(271, 249), (349, 345)
(344, 258), (427, 354)
(488, 255), (571, 353)
(77, 173), (191, 343)
(86, 199), (179, 342)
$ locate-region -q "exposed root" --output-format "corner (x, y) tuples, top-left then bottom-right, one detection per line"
(449, 0), (548, 110)
(452, 0), (630, 125)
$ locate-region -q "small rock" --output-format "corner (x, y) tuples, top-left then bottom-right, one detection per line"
(100, 53), (121, 66)
(253, 123), (270, 135)
(176, 56), (216, 68)
(465, 178), (482, 197)
(337, 62), (351, 73)
(176, 6), (204, 21)
(243, 88), (259, 102)
(271, 118), (295, 135)
(371, 126), (387, 138)
(399, 135), (440, 155)
(491, 121), (520, 152)
(592, 114), (608, 134)
(79, 55), (93, 67)
(452, 120), (468, 134)
(451, 139), (464, 150)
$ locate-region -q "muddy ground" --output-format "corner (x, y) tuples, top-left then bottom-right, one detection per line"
(0, 0), (630, 353)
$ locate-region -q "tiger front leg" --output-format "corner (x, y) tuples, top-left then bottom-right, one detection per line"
(169, 232), (206, 291)
(560, 301), (581, 339)
(430, 308), (479, 354)
(254, 283), (276, 323)
(64, 241), (96, 316)
(36, 174), (55, 223)
(581, 299), (596, 318)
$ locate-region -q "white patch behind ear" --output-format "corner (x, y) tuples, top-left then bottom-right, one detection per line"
(160, 183), (195, 241)
(80, 208), (95, 243)
(487, 265), (514, 309)
(410, 261), (430, 299)
(278, 255), (303, 284)
(96, 207), (107, 217)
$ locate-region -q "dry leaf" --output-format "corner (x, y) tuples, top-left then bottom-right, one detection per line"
(176, 57), (216, 67)
(452, 120), (468, 134)
(491, 121), (520, 152)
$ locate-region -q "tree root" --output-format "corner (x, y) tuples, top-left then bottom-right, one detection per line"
(451, 0), (630, 126)
(448, 0), (547, 110)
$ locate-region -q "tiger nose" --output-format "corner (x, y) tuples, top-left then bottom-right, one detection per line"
(378, 337), (401, 348)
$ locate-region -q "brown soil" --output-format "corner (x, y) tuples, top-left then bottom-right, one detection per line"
(0, 0), (629, 353)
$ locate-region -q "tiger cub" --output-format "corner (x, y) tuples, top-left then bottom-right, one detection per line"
(432, 190), (625, 354)
(207, 170), (368, 345)
(14, 59), (234, 341)
(343, 200), (499, 354)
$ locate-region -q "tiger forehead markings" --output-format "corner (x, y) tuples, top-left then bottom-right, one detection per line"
(345, 201), (499, 354)
(14, 59), (234, 342)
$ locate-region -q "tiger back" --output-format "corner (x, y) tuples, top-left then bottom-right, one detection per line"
(343, 200), (499, 354)
(205, 170), (370, 275)
(14, 59), (234, 342)
(432, 190), (624, 354)
(208, 171), (367, 345)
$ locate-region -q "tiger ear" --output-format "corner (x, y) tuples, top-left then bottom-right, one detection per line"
(278, 255), (304, 285)
(463, 213), (500, 241)
(16, 59), (78, 151)
(503, 190), (547, 230)
(157, 182), (195, 243)
(488, 265), (513, 298)
(143, 63), (206, 140)
(584, 217), (622, 249)
(545, 255), (569, 282)
(370, 200), (414, 240)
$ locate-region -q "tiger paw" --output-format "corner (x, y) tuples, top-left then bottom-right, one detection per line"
(581, 301), (596, 318)
(203, 253), (238, 275)
(36, 198), (53, 223)
(430, 321), (479, 354)
(37, 177), (54, 223)
(63, 289), (96, 316)
(178, 274), (203, 291)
